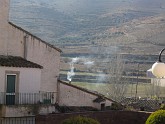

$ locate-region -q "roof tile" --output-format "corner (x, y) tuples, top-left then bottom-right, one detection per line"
(0, 55), (43, 69)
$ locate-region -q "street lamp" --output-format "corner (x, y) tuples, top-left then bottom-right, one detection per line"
(152, 48), (165, 78)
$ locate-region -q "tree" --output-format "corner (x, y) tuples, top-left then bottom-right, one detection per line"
(93, 44), (128, 102)
(145, 78), (161, 98)
(105, 53), (128, 102)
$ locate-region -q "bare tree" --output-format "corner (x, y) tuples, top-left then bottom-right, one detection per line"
(93, 44), (128, 102)
(105, 53), (128, 102)
(145, 78), (161, 98)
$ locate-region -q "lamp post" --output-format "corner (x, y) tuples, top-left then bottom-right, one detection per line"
(152, 48), (165, 78)
(135, 63), (139, 101)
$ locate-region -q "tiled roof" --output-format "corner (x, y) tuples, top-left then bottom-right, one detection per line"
(93, 97), (106, 103)
(0, 55), (43, 69)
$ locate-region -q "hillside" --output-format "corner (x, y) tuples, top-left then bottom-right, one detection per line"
(10, 0), (165, 84)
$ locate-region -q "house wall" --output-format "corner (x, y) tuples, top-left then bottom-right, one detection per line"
(0, 0), (61, 93)
(3, 105), (56, 117)
(0, 67), (41, 93)
(0, 0), (10, 56)
(58, 82), (112, 110)
(147, 69), (165, 87)
(151, 78), (165, 87)
(25, 36), (60, 92)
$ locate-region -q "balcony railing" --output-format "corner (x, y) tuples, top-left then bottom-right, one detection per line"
(0, 92), (56, 105)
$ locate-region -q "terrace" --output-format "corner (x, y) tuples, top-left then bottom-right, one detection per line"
(0, 92), (56, 105)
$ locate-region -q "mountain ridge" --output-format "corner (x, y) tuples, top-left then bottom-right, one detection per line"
(10, 0), (165, 55)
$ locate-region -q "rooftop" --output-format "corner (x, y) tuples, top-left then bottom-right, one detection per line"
(0, 55), (43, 69)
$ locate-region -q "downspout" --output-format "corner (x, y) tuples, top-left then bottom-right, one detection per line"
(56, 52), (62, 104)
(23, 35), (28, 59)
(8, 0), (10, 22)
(56, 78), (60, 104)
(6, 0), (10, 56)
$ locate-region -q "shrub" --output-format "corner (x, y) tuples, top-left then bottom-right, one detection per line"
(160, 104), (165, 110)
(62, 116), (100, 124)
(146, 110), (165, 124)
(109, 103), (123, 110)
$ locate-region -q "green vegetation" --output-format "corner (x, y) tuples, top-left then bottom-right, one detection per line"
(60, 71), (98, 76)
(160, 104), (165, 110)
(146, 110), (165, 124)
(71, 82), (165, 98)
(62, 116), (100, 124)
(106, 103), (123, 110)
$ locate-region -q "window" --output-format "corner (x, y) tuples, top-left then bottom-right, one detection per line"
(6, 74), (17, 105)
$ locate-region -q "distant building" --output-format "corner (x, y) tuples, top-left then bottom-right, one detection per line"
(147, 69), (165, 87)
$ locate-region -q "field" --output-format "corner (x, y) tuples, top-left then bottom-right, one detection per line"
(70, 81), (165, 98)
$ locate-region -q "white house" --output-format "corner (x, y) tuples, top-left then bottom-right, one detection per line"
(58, 80), (114, 110)
(0, 0), (115, 118)
(0, 0), (61, 117)
(147, 69), (165, 87)
(0, 0), (62, 94)
(0, 55), (42, 105)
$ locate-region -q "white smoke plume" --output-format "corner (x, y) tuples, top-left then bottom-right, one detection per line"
(67, 57), (94, 82)
(67, 57), (79, 82)
(67, 62), (75, 82)
(97, 73), (106, 83)
(83, 60), (94, 68)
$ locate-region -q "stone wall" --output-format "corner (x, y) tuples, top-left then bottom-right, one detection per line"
(36, 111), (151, 124)
(4, 105), (56, 117)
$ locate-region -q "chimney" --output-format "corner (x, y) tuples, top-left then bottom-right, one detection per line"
(0, 0), (10, 56)
(0, 0), (10, 23)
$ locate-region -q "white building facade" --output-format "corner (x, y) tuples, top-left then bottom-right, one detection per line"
(0, 0), (61, 93)
(0, 0), (61, 117)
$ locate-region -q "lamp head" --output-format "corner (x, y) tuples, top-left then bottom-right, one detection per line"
(152, 61), (165, 78)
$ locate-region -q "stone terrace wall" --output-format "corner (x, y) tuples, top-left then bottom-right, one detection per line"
(36, 111), (151, 124)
